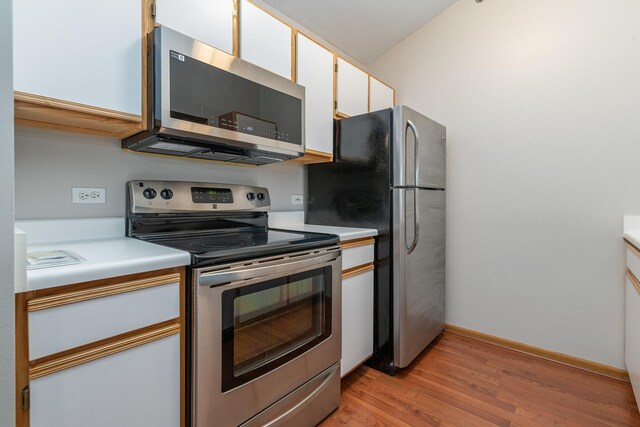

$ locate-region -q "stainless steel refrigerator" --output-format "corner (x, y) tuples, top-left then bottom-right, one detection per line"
(306, 105), (446, 374)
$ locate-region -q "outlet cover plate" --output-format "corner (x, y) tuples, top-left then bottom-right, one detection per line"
(291, 195), (304, 205)
(72, 187), (106, 204)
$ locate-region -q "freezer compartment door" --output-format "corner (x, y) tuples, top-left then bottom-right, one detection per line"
(392, 188), (445, 368)
(392, 106), (446, 189)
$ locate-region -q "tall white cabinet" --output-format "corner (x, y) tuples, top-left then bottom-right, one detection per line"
(240, 0), (292, 79)
(335, 57), (369, 118)
(13, 0), (142, 115)
(296, 33), (334, 156)
(155, 0), (234, 54)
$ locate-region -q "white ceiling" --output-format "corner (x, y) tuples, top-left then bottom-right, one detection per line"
(261, 0), (458, 65)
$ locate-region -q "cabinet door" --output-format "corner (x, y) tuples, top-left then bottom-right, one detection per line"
(341, 270), (374, 376)
(296, 33), (334, 155)
(336, 58), (369, 118)
(369, 76), (394, 112)
(13, 0), (141, 115)
(30, 334), (180, 427)
(627, 275), (640, 408)
(240, 0), (292, 79)
(29, 281), (179, 359)
(155, 0), (234, 54)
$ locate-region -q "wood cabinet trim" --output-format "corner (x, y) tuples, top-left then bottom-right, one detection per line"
(291, 27), (298, 82)
(233, 0), (240, 57)
(627, 268), (640, 295)
(14, 91), (141, 122)
(141, 0), (155, 131)
(342, 262), (375, 280)
(286, 148), (333, 165)
(367, 74), (371, 112)
(29, 320), (181, 380)
(15, 292), (30, 427)
(340, 237), (375, 250)
(27, 272), (181, 312)
(333, 53), (338, 118)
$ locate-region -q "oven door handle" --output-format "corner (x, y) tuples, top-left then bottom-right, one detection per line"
(198, 251), (340, 287)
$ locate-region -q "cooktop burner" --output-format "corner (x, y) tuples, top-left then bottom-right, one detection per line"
(145, 229), (338, 266)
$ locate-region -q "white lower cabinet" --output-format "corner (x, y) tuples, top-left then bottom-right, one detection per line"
(341, 270), (374, 377)
(30, 334), (180, 427)
(626, 275), (640, 408)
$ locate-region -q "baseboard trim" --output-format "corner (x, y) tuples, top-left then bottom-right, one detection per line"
(444, 324), (629, 382)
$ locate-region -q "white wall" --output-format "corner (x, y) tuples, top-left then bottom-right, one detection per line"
(14, 127), (305, 219)
(371, 0), (640, 368)
(0, 0), (15, 423)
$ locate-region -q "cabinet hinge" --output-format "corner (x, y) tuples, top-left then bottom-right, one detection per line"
(334, 100), (338, 110)
(335, 63), (338, 72)
(151, 2), (156, 17)
(21, 386), (30, 410)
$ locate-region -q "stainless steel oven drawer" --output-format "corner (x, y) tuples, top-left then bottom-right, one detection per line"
(240, 362), (340, 427)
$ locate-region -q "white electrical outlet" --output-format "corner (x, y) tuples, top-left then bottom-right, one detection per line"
(72, 187), (106, 204)
(291, 195), (304, 205)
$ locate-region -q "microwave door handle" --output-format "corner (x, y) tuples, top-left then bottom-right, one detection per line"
(199, 251), (339, 286)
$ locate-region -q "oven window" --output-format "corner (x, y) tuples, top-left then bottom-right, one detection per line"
(220, 267), (332, 392)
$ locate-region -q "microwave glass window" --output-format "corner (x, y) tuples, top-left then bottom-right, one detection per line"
(169, 51), (302, 146)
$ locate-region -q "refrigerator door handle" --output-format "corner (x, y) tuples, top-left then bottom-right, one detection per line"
(405, 120), (420, 187)
(405, 189), (419, 254)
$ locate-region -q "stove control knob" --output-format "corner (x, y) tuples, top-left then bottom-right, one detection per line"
(143, 188), (157, 200)
(256, 192), (265, 201)
(160, 189), (173, 200)
(246, 192), (255, 201)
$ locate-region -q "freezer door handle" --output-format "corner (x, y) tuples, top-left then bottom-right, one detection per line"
(405, 189), (420, 254)
(405, 120), (420, 187)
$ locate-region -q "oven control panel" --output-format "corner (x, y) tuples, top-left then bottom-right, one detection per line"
(128, 180), (271, 213)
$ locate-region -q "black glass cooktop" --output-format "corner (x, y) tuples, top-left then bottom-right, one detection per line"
(146, 228), (339, 266)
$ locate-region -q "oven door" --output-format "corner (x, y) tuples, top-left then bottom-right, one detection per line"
(193, 247), (341, 427)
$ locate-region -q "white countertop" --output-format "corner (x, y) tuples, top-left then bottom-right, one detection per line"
(624, 216), (640, 248)
(15, 218), (190, 293)
(269, 211), (377, 242)
(274, 224), (377, 242)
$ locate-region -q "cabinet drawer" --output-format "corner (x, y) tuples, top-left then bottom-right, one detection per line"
(30, 334), (180, 427)
(342, 243), (374, 271)
(341, 269), (374, 377)
(626, 272), (640, 408)
(29, 281), (180, 360)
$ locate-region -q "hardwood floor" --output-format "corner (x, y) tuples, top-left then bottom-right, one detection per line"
(321, 332), (640, 426)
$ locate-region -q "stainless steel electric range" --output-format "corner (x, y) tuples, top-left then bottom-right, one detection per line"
(126, 180), (342, 427)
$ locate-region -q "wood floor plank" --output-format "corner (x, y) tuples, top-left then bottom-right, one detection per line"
(320, 332), (640, 426)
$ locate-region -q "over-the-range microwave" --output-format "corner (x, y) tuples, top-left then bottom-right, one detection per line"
(122, 26), (305, 165)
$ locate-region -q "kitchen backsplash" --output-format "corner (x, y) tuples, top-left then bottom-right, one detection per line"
(14, 126), (305, 219)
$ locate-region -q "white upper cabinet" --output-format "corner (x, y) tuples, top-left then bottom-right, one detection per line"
(369, 76), (394, 112)
(240, 0), (292, 79)
(13, 0), (142, 115)
(336, 57), (369, 117)
(296, 33), (334, 155)
(155, 0), (234, 54)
